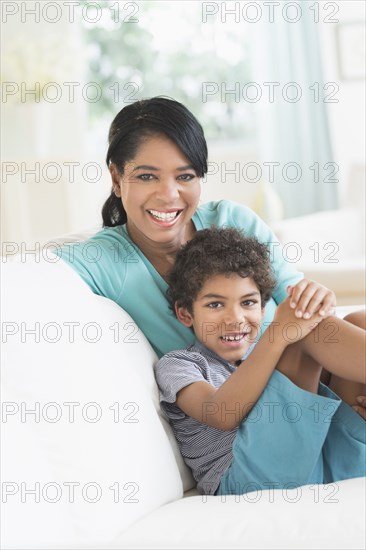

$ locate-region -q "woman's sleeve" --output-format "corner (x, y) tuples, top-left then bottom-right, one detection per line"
(227, 201), (303, 305)
(53, 233), (126, 302)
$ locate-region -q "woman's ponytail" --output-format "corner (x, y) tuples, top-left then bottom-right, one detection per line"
(101, 191), (127, 227)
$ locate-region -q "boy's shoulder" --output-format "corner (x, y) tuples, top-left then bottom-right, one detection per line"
(155, 344), (210, 369)
(153, 345), (211, 388)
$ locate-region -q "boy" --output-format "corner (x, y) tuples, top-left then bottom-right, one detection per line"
(154, 227), (366, 496)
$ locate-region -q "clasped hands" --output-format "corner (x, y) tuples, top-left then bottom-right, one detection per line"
(286, 279), (336, 320)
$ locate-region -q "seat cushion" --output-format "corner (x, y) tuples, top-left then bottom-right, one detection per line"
(119, 477), (366, 550)
(1, 255), (182, 548)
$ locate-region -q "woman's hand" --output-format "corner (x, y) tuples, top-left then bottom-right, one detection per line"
(287, 280), (336, 320)
(353, 396), (366, 420)
(274, 297), (324, 343)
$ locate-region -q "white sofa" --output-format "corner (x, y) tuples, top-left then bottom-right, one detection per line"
(1, 249), (366, 550)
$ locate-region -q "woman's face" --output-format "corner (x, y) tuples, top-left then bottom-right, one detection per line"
(111, 135), (201, 247)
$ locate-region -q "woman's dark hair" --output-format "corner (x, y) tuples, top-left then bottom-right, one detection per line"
(168, 227), (277, 313)
(102, 97), (208, 227)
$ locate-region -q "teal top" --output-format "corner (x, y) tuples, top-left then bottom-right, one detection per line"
(54, 200), (302, 358)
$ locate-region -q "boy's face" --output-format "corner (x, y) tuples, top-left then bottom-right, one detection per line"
(176, 274), (265, 365)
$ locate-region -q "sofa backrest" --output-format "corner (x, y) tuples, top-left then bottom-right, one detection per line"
(1, 253), (194, 548)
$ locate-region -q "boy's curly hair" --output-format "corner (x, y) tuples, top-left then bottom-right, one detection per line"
(168, 227), (277, 314)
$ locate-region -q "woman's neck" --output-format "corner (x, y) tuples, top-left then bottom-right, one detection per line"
(126, 220), (196, 279)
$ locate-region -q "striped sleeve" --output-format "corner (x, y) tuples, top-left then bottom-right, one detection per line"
(154, 352), (207, 405)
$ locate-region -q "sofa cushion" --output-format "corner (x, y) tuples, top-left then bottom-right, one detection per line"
(119, 477), (366, 550)
(1, 255), (183, 548)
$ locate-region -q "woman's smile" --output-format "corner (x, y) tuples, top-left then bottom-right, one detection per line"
(146, 208), (183, 225)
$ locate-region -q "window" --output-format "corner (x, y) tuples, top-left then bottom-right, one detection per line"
(81, 0), (256, 144)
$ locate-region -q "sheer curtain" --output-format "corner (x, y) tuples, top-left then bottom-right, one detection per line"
(1, 14), (107, 250)
(250, 3), (339, 218)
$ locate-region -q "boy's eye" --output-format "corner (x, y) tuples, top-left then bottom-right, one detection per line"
(207, 302), (222, 309)
(241, 300), (257, 307)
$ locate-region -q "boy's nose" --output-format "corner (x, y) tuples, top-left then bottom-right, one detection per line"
(223, 306), (246, 325)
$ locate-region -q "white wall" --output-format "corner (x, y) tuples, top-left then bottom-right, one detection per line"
(1, 8), (109, 250)
(1, 1), (365, 252)
(200, 1), (366, 222)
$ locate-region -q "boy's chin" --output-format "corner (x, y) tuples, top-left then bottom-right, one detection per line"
(225, 350), (250, 365)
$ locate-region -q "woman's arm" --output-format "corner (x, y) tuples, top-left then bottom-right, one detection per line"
(227, 201), (336, 318)
(54, 231), (126, 302)
(353, 396), (366, 419)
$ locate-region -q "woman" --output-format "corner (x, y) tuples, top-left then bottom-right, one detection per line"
(55, 97), (365, 415)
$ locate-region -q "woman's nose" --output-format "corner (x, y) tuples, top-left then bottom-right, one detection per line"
(155, 179), (180, 202)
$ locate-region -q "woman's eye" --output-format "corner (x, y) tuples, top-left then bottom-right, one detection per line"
(138, 174), (155, 181)
(178, 174), (196, 182)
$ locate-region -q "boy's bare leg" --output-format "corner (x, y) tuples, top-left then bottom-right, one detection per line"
(274, 342), (322, 394)
(294, 313), (366, 384)
(271, 310), (366, 397)
(326, 311), (366, 409)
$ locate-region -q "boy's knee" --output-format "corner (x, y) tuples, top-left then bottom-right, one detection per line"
(343, 310), (366, 330)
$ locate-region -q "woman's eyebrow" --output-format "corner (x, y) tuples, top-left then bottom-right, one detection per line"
(176, 165), (195, 171)
(132, 165), (159, 172)
(131, 164), (195, 172)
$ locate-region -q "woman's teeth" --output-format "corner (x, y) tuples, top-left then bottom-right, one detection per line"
(148, 210), (179, 221)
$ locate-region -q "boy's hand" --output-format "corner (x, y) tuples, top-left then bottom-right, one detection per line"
(287, 280), (336, 320)
(274, 297), (324, 344)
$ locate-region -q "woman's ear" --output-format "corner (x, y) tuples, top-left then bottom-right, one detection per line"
(109, 163), (122, 197)
(175, 304), (194, 327)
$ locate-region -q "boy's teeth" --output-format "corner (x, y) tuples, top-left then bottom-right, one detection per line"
(148, 210), (179, 221)
(221, 335), (244, 341)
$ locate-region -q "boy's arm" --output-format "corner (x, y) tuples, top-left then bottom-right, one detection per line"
(176, 325), (286, 431)
(177, 298), (323, 431)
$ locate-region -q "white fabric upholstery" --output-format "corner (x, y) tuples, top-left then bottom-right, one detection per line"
(119, 477), (366, 550)
(1, 246), (365, 549)
(1, 256), (182, 548)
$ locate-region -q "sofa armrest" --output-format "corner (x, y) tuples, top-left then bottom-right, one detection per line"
(272, 208), (365, 262)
